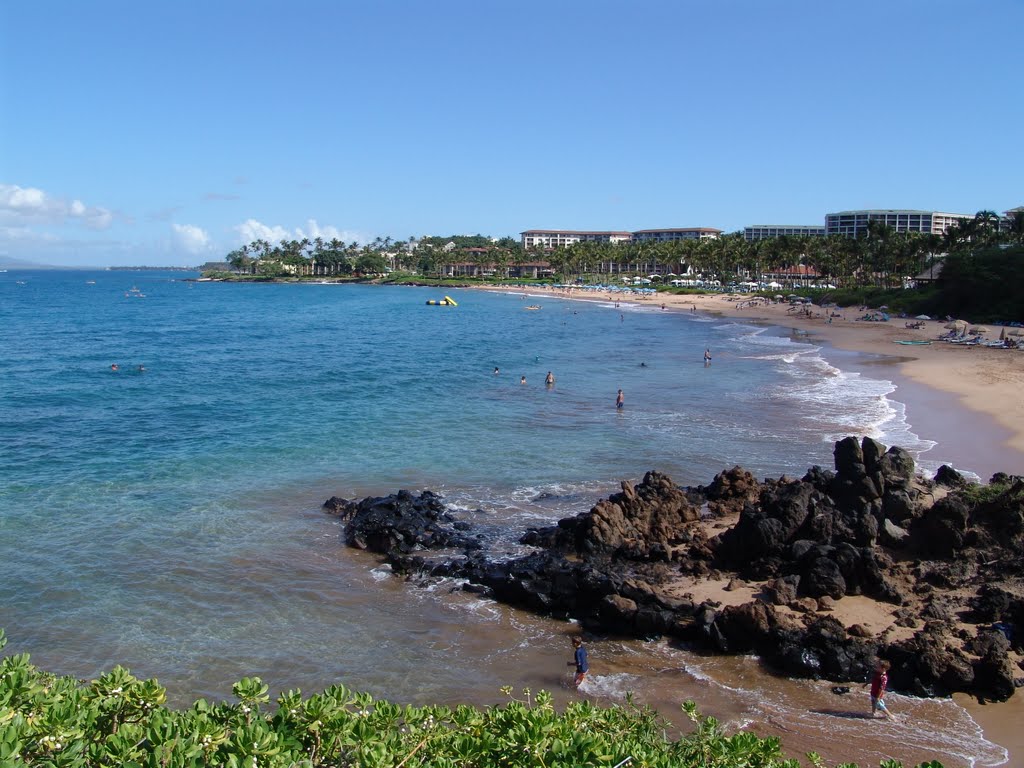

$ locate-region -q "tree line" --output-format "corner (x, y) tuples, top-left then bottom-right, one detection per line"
(220, 210), (1023, 290)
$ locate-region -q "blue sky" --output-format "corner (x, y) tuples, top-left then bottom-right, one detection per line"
(2, 0), (1022, 267)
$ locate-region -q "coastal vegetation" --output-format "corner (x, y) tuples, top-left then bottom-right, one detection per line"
(0, 630), (944, 768)
(210, 211), (1024, 324)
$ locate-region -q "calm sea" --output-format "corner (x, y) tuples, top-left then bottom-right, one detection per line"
(0, 270), (1006, 766)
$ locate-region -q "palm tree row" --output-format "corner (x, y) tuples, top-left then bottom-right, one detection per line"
(225, 236), (415, 277)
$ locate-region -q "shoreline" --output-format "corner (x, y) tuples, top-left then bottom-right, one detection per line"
(477, 284), (1024, 480)
(468, 283), (1024, 765)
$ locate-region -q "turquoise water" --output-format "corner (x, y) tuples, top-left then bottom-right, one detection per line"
(5, 269), (1005, 766)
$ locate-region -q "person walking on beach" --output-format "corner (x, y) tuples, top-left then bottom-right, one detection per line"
(615, 389), (624, 409)
(864, 659), (894, 720)
(567, 636), (589, 688)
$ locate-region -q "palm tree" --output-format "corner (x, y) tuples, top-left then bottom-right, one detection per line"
(1007, 210), (1024, 245)
(974, 210), (1000, 247)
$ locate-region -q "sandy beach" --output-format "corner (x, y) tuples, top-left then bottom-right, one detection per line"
(478, 284), (1024, 765)
(489, 285), (1024, 480)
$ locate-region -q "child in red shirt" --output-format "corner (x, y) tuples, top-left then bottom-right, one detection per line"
(866, 660), (894, 719)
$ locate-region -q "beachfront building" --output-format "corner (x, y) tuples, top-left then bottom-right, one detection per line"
(520, 230), (633, 249)
(825, 209), (971, 238)
(762, 264), (822, 287)
(519, 228), (721, 249)
(631, 227), (722, 242)
(744, 225), (826, 241)
(1001, 206), (1024, 233)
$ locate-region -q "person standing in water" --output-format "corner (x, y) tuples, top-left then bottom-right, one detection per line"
(567, 636), (589, 688)
(545, 371), (555, 386)
(864, 659), (894, 720)
(615, 389), (624, 409)
(703, 348), (712, 366)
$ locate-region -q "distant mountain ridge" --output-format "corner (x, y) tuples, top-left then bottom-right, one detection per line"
(0, 256), (59, 269)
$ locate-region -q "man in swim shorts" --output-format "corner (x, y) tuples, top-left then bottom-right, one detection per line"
(567, 636), (589, 688)
(865, 659), (894, 720)
(616, 389), (624, 409)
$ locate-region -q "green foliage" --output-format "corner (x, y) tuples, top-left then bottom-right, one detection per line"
(935, 245), (1024, 322)
(0, 633), (945, 768)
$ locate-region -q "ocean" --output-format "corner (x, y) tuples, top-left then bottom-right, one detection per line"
(0, 269), (1006, 766)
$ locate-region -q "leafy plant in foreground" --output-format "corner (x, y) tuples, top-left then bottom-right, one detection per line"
(0, 629), (945, 767)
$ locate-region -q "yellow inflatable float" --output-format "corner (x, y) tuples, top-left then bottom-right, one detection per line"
(426, 296), (458, 306)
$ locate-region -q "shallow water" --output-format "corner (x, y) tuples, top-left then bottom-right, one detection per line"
(0, 270), (1005, 766)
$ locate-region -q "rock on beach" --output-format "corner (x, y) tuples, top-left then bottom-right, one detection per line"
(324, 437), (1024, 703)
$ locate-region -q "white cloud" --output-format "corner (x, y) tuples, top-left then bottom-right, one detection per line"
(172, 223), (212, 254)
(0, 225), (60, 243)
(234, 218), (291, 244)
(0, 183), (113, 230)
(234, 218), (364, 245)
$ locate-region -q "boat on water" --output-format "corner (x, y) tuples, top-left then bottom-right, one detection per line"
(524, 305), (541, 310)
(426, 295), (457, 306)
(125, 286), (146, 298)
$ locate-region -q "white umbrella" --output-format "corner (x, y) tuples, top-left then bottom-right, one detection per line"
(915, 315), (931, 320)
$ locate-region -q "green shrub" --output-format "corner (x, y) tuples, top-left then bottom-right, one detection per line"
(0, 630), (943, 767)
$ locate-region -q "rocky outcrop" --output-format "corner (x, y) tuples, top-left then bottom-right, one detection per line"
(323, 489), (480, 556)
(325, 437), (1024, 703)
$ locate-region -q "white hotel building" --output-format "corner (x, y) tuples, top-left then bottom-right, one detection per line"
(519, 230), (633, 249)
(744, 225), (826, 241)
(631, 228), (722, 242)
(520, 228), (720, 249)
(824, 210), (971, 238)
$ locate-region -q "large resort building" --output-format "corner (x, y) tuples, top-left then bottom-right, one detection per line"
(520, 228), (720, 248)
(744, 225), (826, 241)
(520, 230), (633, 249)
(824, 209), (971, 238)
(631, 227), (722, 242)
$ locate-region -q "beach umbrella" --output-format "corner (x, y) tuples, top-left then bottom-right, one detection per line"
(970, 326), (988, 335)
(915, 315), (931, 320)
(1000, 328), (1006, 340)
